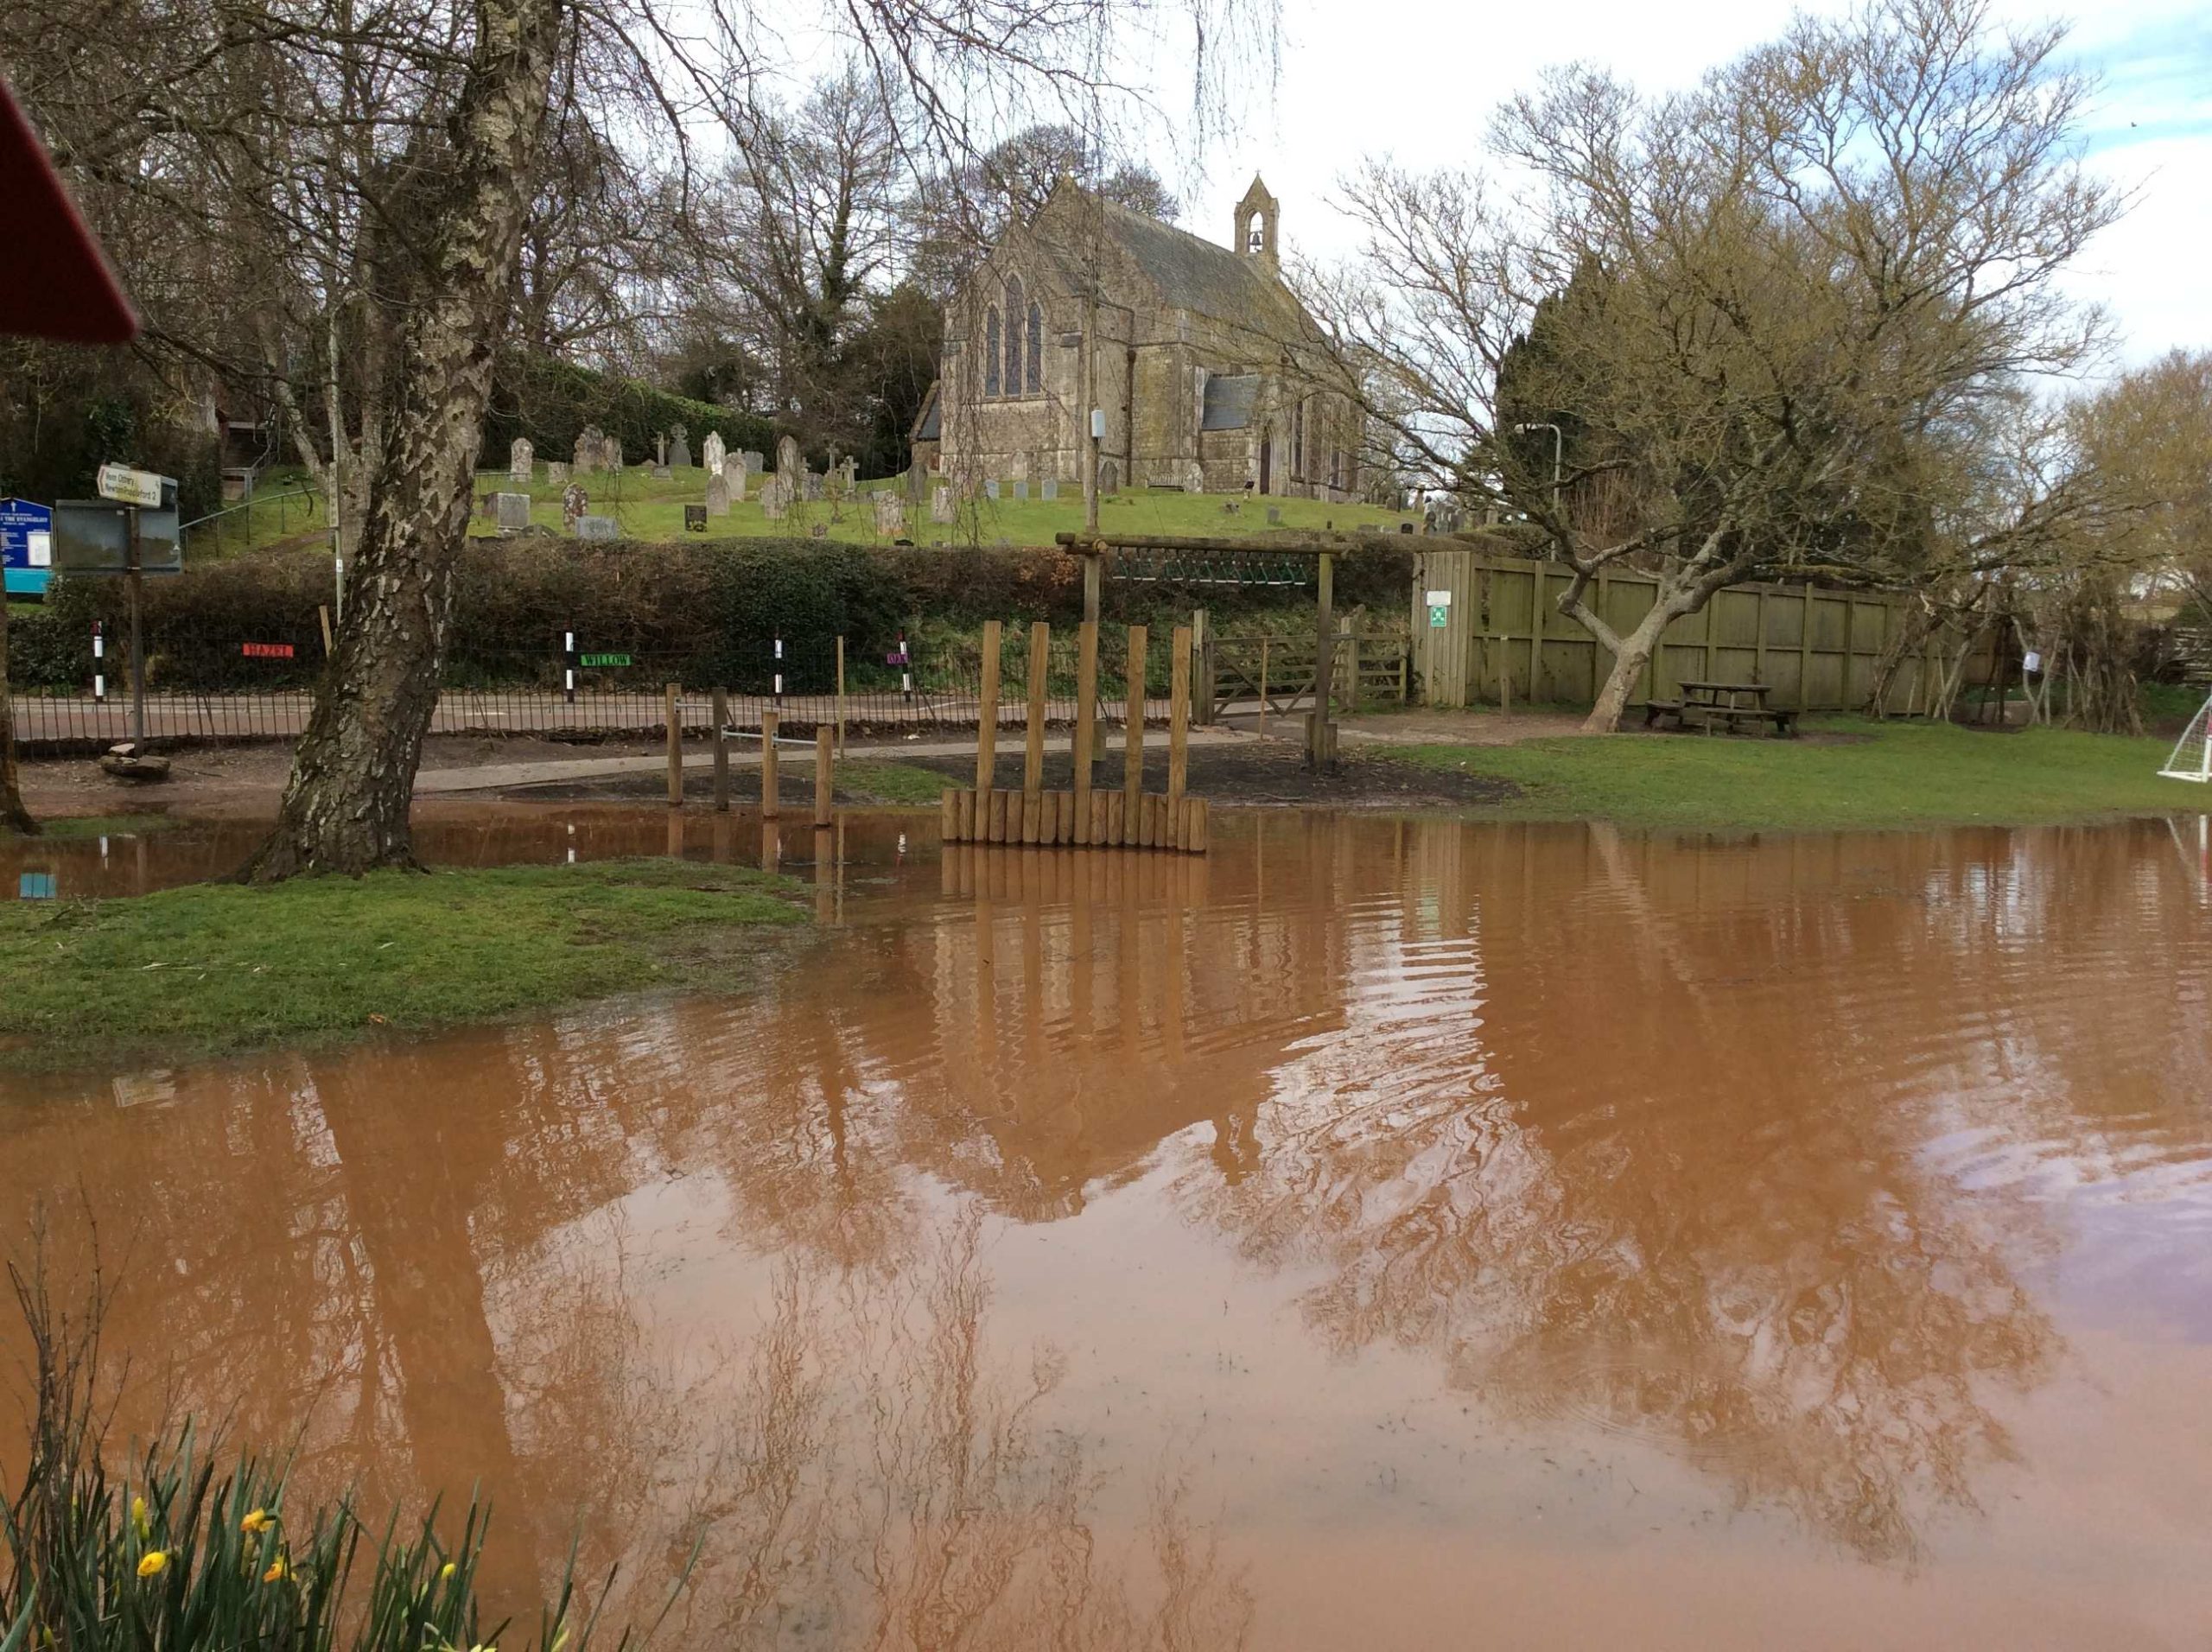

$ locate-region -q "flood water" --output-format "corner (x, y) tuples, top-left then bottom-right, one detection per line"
(4, 808), (2212, 1649)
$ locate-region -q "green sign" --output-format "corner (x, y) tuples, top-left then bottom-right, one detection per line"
(579, 651), (632, 667)
(1427, 604), (1449, 629)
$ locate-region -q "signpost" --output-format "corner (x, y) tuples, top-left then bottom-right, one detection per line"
(50, 466), (181, 744)
(0, 498), (54, 598)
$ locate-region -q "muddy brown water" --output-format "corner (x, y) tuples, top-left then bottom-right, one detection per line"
(4, 808), (2212, 1649)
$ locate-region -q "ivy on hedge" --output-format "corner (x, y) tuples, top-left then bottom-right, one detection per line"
(481, 355), (780, 473)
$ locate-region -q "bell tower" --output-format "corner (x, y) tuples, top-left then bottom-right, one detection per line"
(1233, 175), (1279, 273)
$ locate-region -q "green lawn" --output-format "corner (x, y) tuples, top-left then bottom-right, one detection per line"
(468, 465), (1415, 546)
(839, 759), (958, 804)
(0, 856), (805, 1070)
(1389, 717), (2212, 831)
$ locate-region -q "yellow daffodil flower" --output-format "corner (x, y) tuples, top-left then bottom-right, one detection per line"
(242, 1509), (276, 1536)
(264, 1558), (290, 1583)
(130, 1496), (150, 1541)
(137, 1550), (168, 1579)
(440, 1562), (457, 1582)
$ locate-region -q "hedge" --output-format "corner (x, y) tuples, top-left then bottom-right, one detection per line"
(482, 356), (782, 474)
(8, 537), (1415, 694)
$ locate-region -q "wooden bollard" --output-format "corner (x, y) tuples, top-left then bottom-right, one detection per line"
(1073, 620), (1098, 842)
(815, 727), (834, 828)
(1167, 625), (1191, 828)
(1122, 624), (1147, 846)
(976, 619), (1002, 799)
(711, 687), (731, 810)
(760, 708), (780, 819)
(1023, 620), (1049, 844)
(665, 683), (683, 807)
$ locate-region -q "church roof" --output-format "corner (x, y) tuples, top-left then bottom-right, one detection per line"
(1033, 186), (1306, 333)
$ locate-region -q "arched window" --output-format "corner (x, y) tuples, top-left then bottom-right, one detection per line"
(984, 308), (1001, 397)
(1026, 304), (1043, 394)
(1003, 276), (1025, 396)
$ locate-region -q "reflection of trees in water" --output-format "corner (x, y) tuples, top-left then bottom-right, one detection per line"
(1179, 820), (2104, 1566)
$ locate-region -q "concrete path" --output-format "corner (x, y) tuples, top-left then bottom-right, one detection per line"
(416, 726), (1259, 794)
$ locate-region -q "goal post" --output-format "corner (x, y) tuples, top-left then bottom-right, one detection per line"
(2158, 691), (2212, 783)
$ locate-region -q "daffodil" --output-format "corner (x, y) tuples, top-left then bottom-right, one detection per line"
(264, 1557), (290, 1583)
(130, 1496), (150, 1541)
(242, 1508), (276, 1536)
(439, 1561), (457, 1582)
(137, 1550), (168, 1579)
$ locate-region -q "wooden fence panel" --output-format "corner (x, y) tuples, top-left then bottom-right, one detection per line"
(1414, 548), (1986, 716)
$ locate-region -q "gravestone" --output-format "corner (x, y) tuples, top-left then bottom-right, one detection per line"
(495, 492), (531, 533)
(824, 459), (848, 503)
(906, 459), (929, 503)
(701, 430), (726, 477)
(683, 504), (708, 532)
(1039, 479), (1058, 502)
(705, 473), (730, 517)
(546, 461), (569, 486)
(776, 434), (802, 479)
(804, 470), (823, 502)
(874, 492), (906, 536)
(561, 483), (588, 531)
(1014, 480), (1030, 502)
(509, 437), (533, 483)
(1098, 460), (1119, 494)
(984, 480), (1001, 500)
(604, 439), (621, 470)
(669, 424), (691, 470)
(1266, 505), (1281, 524)
(741, 449), (766, 478)
(728, 463), (747, 504)
(575, 514), (620, 541)
(761, 477), (789, 520)
(839, 456), (859, 493)
(931, 486), (954, 524)
(575, 425), (606, 472)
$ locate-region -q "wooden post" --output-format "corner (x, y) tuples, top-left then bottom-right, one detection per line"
(1798, 583), (1816, 712)
(1168, 624), (1192, 842)
(1073, 620), (1098, 843)
(1310, 551), (1334, 768)
(317, 604), (334, 656)
(1083, 550), (1103, 624)
(1123, 623), (1147, 844)
(1753, 587), (1769, 685)
(760, 707), (780, 819)
(1840, 597), (1856, 714)
(976, 619), (1001, 797)
(711, 687), (731, 810)
(1192, 608), (1213, 726)
(835, 635), (847, 756)
(815, 728), (834, 827)
(1258, 636), (1269, 736)
(1023, 620), (1049, 843)
(665, 683), (683, 807)
(1343, 619), (1358, 714)
(1703, 591), (1719, 683)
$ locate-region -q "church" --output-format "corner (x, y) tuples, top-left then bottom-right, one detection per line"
(910, 177), (1364, 500)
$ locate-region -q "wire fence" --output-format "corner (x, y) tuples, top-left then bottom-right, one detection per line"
(10, 625), (1207, 749)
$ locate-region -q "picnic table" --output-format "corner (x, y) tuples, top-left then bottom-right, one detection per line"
(1644, 680), (1800, 738)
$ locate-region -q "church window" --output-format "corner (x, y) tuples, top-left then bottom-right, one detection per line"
(984, 308), (1001, 397)
(1004, 276), (1025, 396)
(1026, 303), (1043, 394)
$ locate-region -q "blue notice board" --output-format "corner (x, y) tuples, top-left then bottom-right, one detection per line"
(1, 498), (54, 598)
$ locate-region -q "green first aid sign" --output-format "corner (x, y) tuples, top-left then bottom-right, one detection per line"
(1427, 604), (1450, 628)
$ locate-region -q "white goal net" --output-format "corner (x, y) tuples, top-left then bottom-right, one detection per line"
(2160, 692), (2212, 783)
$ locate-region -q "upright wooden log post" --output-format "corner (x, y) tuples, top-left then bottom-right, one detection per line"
(664, 683), (683, 807)
(760, 707), (779, 819)
(711, 687), (730, 811)
(1258, 636), (1270, 736)
(1082, 551), (1103, 624)
(835, 635), (847, 756)
(1073, 620), (1098, 844)
(1168, 625), (1192, 848)
(976, 619), (1002, 799)
(1123, 623), (1147, 845)
(815, 727), (834, 827)
(1023, 620), (1049, 844)
(1310, 552), (1335, 769)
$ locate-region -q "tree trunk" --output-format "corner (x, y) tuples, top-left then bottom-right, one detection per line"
(0, 590), (37, 836)
(240, 0), (565, 881)
(1583, 600), (1678, 732)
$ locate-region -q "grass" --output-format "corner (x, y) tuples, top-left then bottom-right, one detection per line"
(1389, 716), (2212, 832)
(0, 856), (805, 1069)
(464, 464), (1415, 547)
(839, 759), (958, 804)
(29, 813), (181, 840)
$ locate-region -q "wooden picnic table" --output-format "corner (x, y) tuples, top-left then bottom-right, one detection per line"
(1645, 680), (1799, 737)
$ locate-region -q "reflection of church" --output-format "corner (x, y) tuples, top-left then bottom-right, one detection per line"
(911, 177), (1365, 499)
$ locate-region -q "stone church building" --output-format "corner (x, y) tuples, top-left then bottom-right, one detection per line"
(911, 177), (1363, 499)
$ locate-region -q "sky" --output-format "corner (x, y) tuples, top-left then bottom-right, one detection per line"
(1143, 0), (2211, 369)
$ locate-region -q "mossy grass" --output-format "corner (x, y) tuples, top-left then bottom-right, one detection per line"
(1389, 717), (2212, 832)
(24, 814), (181, 840)
(837, 759), (959, 805)
(0, 856), (805, 1070)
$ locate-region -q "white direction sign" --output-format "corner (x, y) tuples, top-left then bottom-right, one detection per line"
(96, 462), (165, 507)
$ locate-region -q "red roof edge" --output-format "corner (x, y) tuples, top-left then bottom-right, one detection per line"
(0, 76), (138, 345)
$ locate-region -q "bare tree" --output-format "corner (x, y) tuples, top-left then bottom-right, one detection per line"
(1308, 0), (2120, 730)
